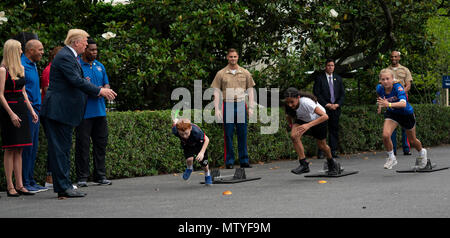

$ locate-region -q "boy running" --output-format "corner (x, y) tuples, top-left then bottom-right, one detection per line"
(172, 118), (212, 185)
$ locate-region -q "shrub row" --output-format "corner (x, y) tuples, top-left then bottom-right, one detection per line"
(1, 104), (449, 190)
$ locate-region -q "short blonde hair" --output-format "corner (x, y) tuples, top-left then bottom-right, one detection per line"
(1, 39), (24, 80)
(379, 68), (394, 79)
(64, 29), (89, 46)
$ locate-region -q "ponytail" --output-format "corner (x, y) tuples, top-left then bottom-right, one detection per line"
(284, 87), (317, 103)
(298, 91), (318, 103)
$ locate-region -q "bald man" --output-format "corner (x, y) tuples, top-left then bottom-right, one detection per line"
(385, 51), (413, 156)
(388, 51), (413, 92)
(21, 39), (48, 193)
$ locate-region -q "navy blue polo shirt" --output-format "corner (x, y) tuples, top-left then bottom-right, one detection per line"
(79, 58), (109, 119)
(21, 54), (41, 111)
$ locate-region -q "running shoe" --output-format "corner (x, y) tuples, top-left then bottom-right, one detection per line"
(384, 156), (398, 169)
(183, 168), (193, 180)
(415, 149), (428, 169)
(291, 160), (310, 175)
(205, 176), (213, 186)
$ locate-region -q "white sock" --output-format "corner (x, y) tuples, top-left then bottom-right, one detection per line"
(419, 149), (426, 157)
(387, 150), (395, 158)
(187, 164), (193, 170)
(205, 171), (210, 176)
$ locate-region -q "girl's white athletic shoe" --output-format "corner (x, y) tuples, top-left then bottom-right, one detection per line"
(384, 156), (398, 169)
(415, 149), (428, 169)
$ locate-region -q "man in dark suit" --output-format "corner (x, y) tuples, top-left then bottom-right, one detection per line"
(41, 29), (117, 199)
(313, 59), (345, 158)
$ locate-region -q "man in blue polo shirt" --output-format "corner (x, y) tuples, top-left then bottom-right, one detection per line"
(21, 39), (48, 193)
(75, 38), (112, 187)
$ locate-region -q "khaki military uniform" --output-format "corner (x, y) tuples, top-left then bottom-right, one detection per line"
(211, 65), (255, 166)
(211, 66), (255, 102)
(387, 64), (413, 87)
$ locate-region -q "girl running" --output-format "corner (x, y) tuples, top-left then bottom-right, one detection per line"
(284, 87), (343, 175)
(376, 69), (427, 169)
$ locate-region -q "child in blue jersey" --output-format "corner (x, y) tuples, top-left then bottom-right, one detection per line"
(376, 69), (427, 169)
(172, 118), (212, 185)
(284, 87), (343, 175)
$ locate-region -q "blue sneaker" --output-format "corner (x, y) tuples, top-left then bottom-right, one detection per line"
(205, 176), (213, 186)
(183, 169), (193, 180)
(32, 184), (49, 192)
(24, 185), (39, 193)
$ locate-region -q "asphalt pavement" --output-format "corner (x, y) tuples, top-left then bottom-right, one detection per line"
(1, 145), (449, 218)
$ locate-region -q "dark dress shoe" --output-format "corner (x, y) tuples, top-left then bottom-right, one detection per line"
(240, 163), (252, 168)
(58, 189), (86, 198)
(331, 152), (340, 158)
(226, 164), (234, 169)
(403, 151), (412, 156)
(7, 188), (20, 197)
(16, 187), (36, 196)
(95, 179), (112, 185)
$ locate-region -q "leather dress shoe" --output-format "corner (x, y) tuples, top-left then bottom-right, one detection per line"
(16, 187), (36, 196)
(58, 189), (86, 198)
(95, 179), (112, 185)
(226, 164), (234, 169)
(240, 163), (252, 168)
(404, 151), (412, 156)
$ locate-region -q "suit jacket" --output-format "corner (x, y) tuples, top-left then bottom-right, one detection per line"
(313, 72), (345, 108)
(41, 46), (100, 127)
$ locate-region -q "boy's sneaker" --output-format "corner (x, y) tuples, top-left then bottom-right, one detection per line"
(45, 182), (53, 189)
(183, 169), (193, 180)
(33, 184), (49, 192)
(415, 149), (428, 169)
(24, 185), (39, 193)
(384, 156), (398, 169)
(205, 176), (213, 186)
(77, 181), (88, 187)
(291, 160), (310, 175)
(95, 179), (112, 186)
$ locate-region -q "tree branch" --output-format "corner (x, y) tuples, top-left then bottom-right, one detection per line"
(334, 0), (396, 75)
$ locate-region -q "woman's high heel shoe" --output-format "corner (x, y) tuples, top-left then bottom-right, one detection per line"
(16, 187), (35, 196)
(7, 188), (20, 197)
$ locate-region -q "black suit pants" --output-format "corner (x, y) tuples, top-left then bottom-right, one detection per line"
(326, 108), (341, 153)
(75, 116), (108, 182)
(41, 116), (74, 193)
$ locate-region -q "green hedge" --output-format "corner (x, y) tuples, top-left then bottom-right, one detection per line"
(1, 104), (449, 190)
